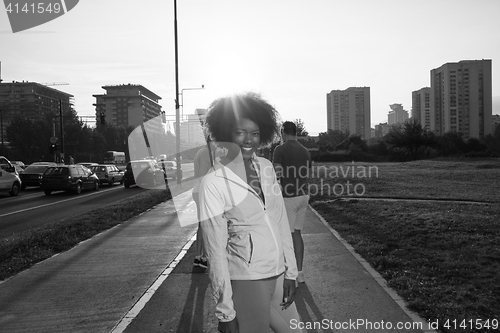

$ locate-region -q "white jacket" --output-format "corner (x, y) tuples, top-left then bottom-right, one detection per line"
(199, 154), (298, 322)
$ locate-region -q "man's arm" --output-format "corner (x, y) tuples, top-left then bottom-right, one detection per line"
(272, 146), (283, 180)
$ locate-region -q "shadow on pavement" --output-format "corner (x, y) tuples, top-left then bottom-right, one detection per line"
(123, 239), (218, 333)
(175, 266), (211, 332)
(295, 283), (334, 333)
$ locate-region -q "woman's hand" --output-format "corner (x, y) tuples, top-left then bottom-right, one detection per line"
(218, 317), (239, 333)
(281, 278), (297, 310)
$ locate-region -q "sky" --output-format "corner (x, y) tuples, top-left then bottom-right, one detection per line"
(1, 0), (499, 136)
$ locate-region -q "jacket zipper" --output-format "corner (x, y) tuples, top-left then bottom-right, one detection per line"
(220, 162), (281, 275)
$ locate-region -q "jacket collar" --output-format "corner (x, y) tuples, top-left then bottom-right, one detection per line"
(212, 152), (263, 201)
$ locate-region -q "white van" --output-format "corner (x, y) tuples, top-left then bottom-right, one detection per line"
(0, 156), (22, 196)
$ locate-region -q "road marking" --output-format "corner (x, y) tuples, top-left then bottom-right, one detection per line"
(0, 187), (121, 218)
(110, 232), (197, 333)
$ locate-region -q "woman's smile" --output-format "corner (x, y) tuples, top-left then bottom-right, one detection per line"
(232, 118), (261, 160)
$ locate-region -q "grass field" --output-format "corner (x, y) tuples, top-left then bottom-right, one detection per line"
(309, 158), (500, 333)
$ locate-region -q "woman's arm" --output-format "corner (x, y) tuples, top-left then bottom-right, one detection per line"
(270, 171), (299, 308)
(199, 179), (237, 323)
(268, 162), (298, 279)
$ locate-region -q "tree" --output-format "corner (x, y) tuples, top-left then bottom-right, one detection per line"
(6, 115), (53, 162)
(436, 132), (468, 156)
(292, 119), (309, 137)
(91, 131), (107, 163)
(482, 125), (500, 154)
(335, 135), (368, 152)
(466, 137), (487, 152)
(385, 118), (436, 160)
(6, 104), (91, 163)
(317, 130), (349, 152)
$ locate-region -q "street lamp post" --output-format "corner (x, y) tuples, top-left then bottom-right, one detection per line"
(173, 1), (204, 185)
(0, 109), (4, 156)
(174, 0), (181, 185)
(59, 99), (65, 164)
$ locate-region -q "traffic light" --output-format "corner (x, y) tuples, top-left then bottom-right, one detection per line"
(100, 112), (106, 125)
(49, 143), (57, 154)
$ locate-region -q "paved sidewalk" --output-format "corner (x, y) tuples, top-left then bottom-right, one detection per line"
(118, 202), (436, 333)
(0, 193), (437, 333)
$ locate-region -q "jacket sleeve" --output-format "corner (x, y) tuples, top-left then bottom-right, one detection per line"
(199, 178), (236, 322)
(269, 163), (298, 281)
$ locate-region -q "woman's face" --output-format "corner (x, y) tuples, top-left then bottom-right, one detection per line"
(231, 118), (260, 160)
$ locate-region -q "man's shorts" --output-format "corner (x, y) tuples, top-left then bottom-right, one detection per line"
(283, 195), (309, 232)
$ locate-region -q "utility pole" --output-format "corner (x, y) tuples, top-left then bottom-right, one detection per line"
(1, 109), (4, 156)
(174, 0), (181, 185)
(53, 121), (57, 162)
(59, 99), (65, 164)
(1, 63), (4, 155)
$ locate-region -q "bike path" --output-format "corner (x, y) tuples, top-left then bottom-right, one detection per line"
(0, 192), (436, 333)
(119, 202), (436, 333)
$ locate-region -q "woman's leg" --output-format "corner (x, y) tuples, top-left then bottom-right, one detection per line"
(193, 195), (207, 267)
(270, 274), (303, 333)
(231, 278), (276, 333)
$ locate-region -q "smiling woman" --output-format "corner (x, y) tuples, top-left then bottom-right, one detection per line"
(198, 92), (303, 333)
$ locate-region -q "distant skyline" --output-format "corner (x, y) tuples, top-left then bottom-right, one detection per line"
(1, 0), (499, 136)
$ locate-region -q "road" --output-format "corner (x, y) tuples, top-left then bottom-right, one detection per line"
(0, 163), (195, 239)
(0, 185), (151, 239)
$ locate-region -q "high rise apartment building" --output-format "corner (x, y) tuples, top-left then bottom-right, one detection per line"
(492, 114), (500, 134)
(374, 122), (391, 138)
(387, 103), (409, 125)
(412, 87), (431, 129)
(93, 84), (162, 129)
(0, 81), (73, 141)
(430, 59), (492, 138)
(326, 87), (371, 139)
(179, 109), (206, 145)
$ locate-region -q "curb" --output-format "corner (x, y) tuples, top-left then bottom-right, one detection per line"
(308, 205), (438, 333)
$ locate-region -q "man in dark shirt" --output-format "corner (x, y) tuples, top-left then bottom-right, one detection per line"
(273, 121), (311, 284)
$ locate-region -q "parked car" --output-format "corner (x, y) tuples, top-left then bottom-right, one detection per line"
(159, 160), (182, 180)
(123, 160), (165, 189)
(11, 161), (26, 173)
(40, 165), (100, 195)
(77, 162), (99, 169)
(19, 163), (57, 190)
(0, 156), (22, 196)
(89, 164), (124, 186)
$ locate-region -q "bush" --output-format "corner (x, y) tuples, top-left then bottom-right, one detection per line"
(463, 150), (500, 158)
(312, 151), (388, 162)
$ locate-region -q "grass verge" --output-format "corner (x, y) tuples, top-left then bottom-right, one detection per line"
(309, 158), (500, 202)
(0, 189), (172, 281)
(310, 158), (500, 333)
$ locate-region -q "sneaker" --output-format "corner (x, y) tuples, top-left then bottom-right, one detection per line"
(193, 256), (208, 269)
(199, 257), (208, 269)
(296, 271), (305, 284)
(193, 256), (202, 267)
